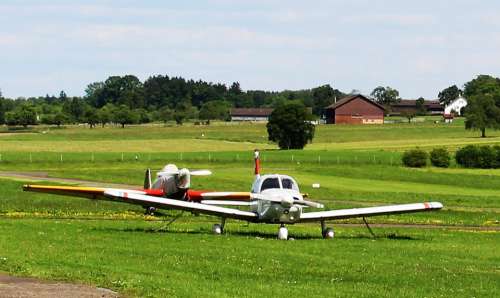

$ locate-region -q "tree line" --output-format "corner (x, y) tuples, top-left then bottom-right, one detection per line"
(1, 74), (499, 138)
(0, 75), (346, 127)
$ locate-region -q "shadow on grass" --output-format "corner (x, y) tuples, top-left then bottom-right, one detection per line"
(93, 225), (421, 241)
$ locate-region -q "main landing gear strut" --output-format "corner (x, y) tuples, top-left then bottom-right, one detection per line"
(321, 221), (335, 239)
(212, 218), (226, 235)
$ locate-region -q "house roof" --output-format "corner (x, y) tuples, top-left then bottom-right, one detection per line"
(392, 99), (441, 107)
(325, 94), (385, 111)
(230, 108), (274, 117)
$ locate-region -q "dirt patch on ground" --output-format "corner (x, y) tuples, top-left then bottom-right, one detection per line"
(0, 171), (136, 189)
(0, 274), (119, 298)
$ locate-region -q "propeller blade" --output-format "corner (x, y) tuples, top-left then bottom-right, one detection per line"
(190, 170), (212, 176)
(157, 169), (211, 176)
(298, 200), (324, 209)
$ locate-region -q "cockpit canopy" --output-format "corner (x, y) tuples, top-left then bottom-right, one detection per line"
(251, 175), (300, 193)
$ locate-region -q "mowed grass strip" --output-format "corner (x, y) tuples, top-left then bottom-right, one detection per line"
(0, 219), (498, 297)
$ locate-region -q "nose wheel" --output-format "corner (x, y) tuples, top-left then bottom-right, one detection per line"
(278, 224), (288, 240)
(321, 221), (335, 239)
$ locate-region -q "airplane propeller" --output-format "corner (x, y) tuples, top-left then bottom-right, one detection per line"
(157, 164), (212, 177)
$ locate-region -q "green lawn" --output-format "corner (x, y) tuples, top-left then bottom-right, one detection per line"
(0, 122), (499, 297)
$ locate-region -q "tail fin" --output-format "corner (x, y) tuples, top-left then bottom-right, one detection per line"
(254, 149), (260, 177)
(144, 168), (152, 189)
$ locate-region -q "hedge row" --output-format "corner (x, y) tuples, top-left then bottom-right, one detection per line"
(403, 145), (500, 168)
(455, 145), (500, 168)
(402, 148), (450, 168)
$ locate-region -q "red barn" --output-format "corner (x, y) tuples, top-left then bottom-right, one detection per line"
(325, 94), (385, 124)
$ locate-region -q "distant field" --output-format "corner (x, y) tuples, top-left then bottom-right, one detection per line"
(0, 121), (499, 297)
(1, 119), (499, 152)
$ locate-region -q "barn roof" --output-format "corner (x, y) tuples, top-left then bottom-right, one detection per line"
(392, 99), (442, 109)
(325, 94), (385, 111)
(230, 108), (274, 117)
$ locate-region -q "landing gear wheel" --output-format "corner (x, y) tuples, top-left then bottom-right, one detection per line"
(145, 207), (156, 216)
(212, 224), (223, 235)
(322, 227), (335, 239)
(278, 225), (288, 240)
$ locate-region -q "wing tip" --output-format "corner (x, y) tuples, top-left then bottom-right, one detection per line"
(426, 202), (443, 210)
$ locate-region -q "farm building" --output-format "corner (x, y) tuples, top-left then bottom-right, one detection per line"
(230, 108), (273, 121)
(390, 100), (444, 115)
(324, 94), (385, 124)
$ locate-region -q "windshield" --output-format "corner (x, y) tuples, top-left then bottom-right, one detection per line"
(281, 178), (294, 189)
(260, 178), (280, 191)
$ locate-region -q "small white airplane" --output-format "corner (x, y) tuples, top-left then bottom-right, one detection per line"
(23, 150), (443, 240)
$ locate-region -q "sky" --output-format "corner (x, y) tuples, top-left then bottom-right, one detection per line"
(1, 0), (499, 99)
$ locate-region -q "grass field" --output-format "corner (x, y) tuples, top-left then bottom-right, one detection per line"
(0, 121), (499, 297)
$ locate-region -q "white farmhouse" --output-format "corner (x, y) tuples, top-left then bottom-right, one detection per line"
(444, 96), (467, 115)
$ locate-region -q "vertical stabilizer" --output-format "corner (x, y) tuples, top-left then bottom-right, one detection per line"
(254, 149), (260, 178)
(144, 168), (152, 189)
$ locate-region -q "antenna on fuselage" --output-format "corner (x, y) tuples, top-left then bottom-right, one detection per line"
(254, 149), (260, 178)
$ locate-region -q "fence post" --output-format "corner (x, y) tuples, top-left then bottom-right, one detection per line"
(91, 153), (94, 162)
(318, 156), (321, 164)
(60, 154), (63, 163)
(121, 153), (124, 162)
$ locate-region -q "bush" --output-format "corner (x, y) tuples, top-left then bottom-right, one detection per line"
(402, 148), (428, 168)
(494, 145), (500, 168)
(430, 148), (450, 168)
(478, 146), (496, 168)
(455, 145), (480, 168)
(455, 145), (498, 168)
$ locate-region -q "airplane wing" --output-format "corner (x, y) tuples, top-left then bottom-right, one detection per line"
(23, 185), (108, 199)
(104, 190), (258, 221)
(23, 184), (164, 199)
(299, 202), (443, 223)
(23, 185), (257, 221)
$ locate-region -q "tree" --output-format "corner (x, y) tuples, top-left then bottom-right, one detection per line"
(41, 111), (69, 128)
(113, 105), (138, 128)
(463, 75), (500, 137)
(371, 86), (400, 105)
(266, 102), (315, 149)
(174, 100), (197, 125)
(312, 84), (335, 116)
(5, 104), (37, 127)
(97, 104), (114, 127)
(465, 94), (500, 137)
(199, 100), (230, 123)
(84, 106), (99, 128)
(438, 85), (462, 106)
(52, 112), (69, 128)
(158, 106), (173, 124)
(415, 97), (426, 115)
(401, 110), (416, 123)
(0, 99), (5, 125)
